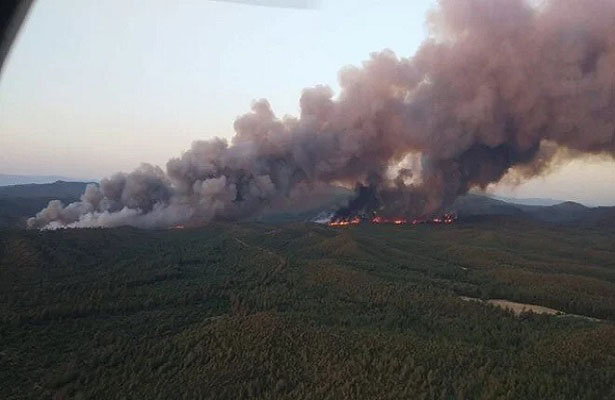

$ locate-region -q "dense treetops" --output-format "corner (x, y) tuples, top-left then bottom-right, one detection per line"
(1, 218), (615, 399)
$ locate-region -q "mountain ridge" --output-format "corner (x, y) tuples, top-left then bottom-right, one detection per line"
(0, 174), (97, 186)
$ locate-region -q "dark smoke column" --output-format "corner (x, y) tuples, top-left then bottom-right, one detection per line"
(29, 0), (615, 229)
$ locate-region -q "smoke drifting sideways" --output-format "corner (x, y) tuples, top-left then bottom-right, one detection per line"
(28, 0), (615, 229)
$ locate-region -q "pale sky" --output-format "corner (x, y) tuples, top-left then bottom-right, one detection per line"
(1, 0), (614, 205)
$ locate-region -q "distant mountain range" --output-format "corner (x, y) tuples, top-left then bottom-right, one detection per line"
(0, 174), (97, 186)
(452, 194), (615, 227)
(481, 194), (567, 207)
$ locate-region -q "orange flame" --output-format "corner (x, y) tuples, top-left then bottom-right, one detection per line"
(328, 212), (457, 227)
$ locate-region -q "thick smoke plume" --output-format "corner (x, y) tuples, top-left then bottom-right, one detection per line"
(29, 0), (615, 229)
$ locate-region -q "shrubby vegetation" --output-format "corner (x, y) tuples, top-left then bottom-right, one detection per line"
(1, 217), (615, 399)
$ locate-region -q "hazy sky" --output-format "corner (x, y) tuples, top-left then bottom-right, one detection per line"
(1, 0), (614, 205)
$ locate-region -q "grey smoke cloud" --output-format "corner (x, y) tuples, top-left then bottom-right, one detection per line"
(29, 0), (615, 229)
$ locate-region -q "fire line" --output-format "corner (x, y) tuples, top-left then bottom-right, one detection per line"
(328, 213), (457, 227)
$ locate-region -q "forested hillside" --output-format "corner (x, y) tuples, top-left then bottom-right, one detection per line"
(2, 219), (615, 399)
(0, 181), (91, 228)
(0, 181), (91, 199)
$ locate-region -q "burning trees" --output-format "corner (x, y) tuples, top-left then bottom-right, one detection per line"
(327, 212), (457, 227)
